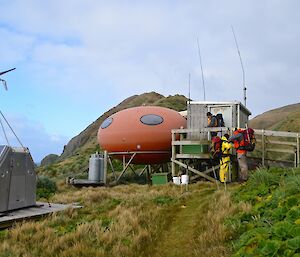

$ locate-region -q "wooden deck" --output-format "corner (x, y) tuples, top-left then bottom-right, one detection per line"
(0, 202), (81, 229)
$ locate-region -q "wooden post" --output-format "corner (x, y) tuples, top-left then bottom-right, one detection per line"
(262, 129), (265, 167)
(179, 132), (183, 154)
(171, 131), (176, 177)
(297, 134), (299, 167)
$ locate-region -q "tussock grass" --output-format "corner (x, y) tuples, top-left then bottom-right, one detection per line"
(2, 181), (255, 257)
(0, 183), (189, 257)
(192, 191), (250, 257)
(248, 167), (281, 187)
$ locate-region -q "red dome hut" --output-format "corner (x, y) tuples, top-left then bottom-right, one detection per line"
(97, 106), (186, 164)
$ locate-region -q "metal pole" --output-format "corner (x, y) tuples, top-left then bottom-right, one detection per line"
(147, 165), (151, 185)
(108, 155), (117, 180)
(103, 151), (107, 184)
(117, 153), (137, 182)
(139, 165), (148, 176)
(231, 26), (247, 107)
(171, 131), (176, 177)
(123, 155), (126, 170)
(197, 38), (206, 101)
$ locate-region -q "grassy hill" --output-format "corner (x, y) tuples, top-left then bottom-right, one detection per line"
(38, 92), (188, 177)
(249, 103), (300, 132)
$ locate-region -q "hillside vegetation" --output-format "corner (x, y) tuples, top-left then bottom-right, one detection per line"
(38, 92), (188, 177)
(249, 103), (300, 132)
(229, 167), (300, 256)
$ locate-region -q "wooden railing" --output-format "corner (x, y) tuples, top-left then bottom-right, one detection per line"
(251, 129), (300, 168)
(171, 128), (300, 173)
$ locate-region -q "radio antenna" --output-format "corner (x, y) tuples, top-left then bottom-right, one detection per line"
(188, 73), (191, 128)
(188, 73), (191, 104)
(0, 68), (16, 91)
(231, 26), (247, 106)
(197, 38), (206, 101)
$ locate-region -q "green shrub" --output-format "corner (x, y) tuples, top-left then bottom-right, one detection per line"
(36, 176), (57, 200)
(286, 236), (300, 251)
(230, 167), (300, 256)
(283, 175), (300, 195)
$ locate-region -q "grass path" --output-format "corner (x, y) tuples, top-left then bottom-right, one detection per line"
(151, 186), (216, 257)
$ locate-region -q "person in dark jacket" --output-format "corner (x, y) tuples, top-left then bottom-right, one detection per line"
(207, 112), (217, 137)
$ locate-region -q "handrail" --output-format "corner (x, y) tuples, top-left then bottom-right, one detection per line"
(171, 127), (300, 168)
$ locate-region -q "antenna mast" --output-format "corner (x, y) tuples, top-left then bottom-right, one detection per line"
(197, 38), (206, 101)
(188, 73), (191, 103)
(0, 68), (16, 91)
(188, 73), (191, 129)
(231, 26), (247, 106)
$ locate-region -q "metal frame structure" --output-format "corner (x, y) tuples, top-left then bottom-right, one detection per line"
(171, 127), (300, 183)
(106, 151), (170, 183)
(171, 127), (231, 183)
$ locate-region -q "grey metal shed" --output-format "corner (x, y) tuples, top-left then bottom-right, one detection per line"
(0, 146), (36, 213)
(187, 101), (251, 129)
(186, 101), (251, 140)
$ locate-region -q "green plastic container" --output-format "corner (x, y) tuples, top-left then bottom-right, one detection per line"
(182, 144), (209, 154)
(151, 173), (170, 185)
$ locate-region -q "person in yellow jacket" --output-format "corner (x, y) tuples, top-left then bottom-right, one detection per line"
(219, 134), (232, 183)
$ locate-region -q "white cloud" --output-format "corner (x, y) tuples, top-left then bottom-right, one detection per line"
(0, 0), (300, 160)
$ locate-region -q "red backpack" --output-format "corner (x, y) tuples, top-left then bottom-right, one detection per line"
(211, 136), (223, 159)
(238, 128), (256, 152)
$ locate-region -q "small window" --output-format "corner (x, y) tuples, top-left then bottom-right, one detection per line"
(100, 117), (113, 129)
(140, 114), (163, 125)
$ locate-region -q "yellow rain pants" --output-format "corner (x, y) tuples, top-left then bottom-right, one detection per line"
(219, 137), (232, 183)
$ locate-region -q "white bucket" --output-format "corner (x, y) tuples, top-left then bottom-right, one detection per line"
(172, 176), (181, 185)
(181, 175), (189, 185)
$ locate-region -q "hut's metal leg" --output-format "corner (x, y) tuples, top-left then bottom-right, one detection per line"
(108, 156), (117, 180)
(139, 165), (148, 176)
(116, 153), (137, 182)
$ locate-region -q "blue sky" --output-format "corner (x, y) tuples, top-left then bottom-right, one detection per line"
(0, 0), (300, 162)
